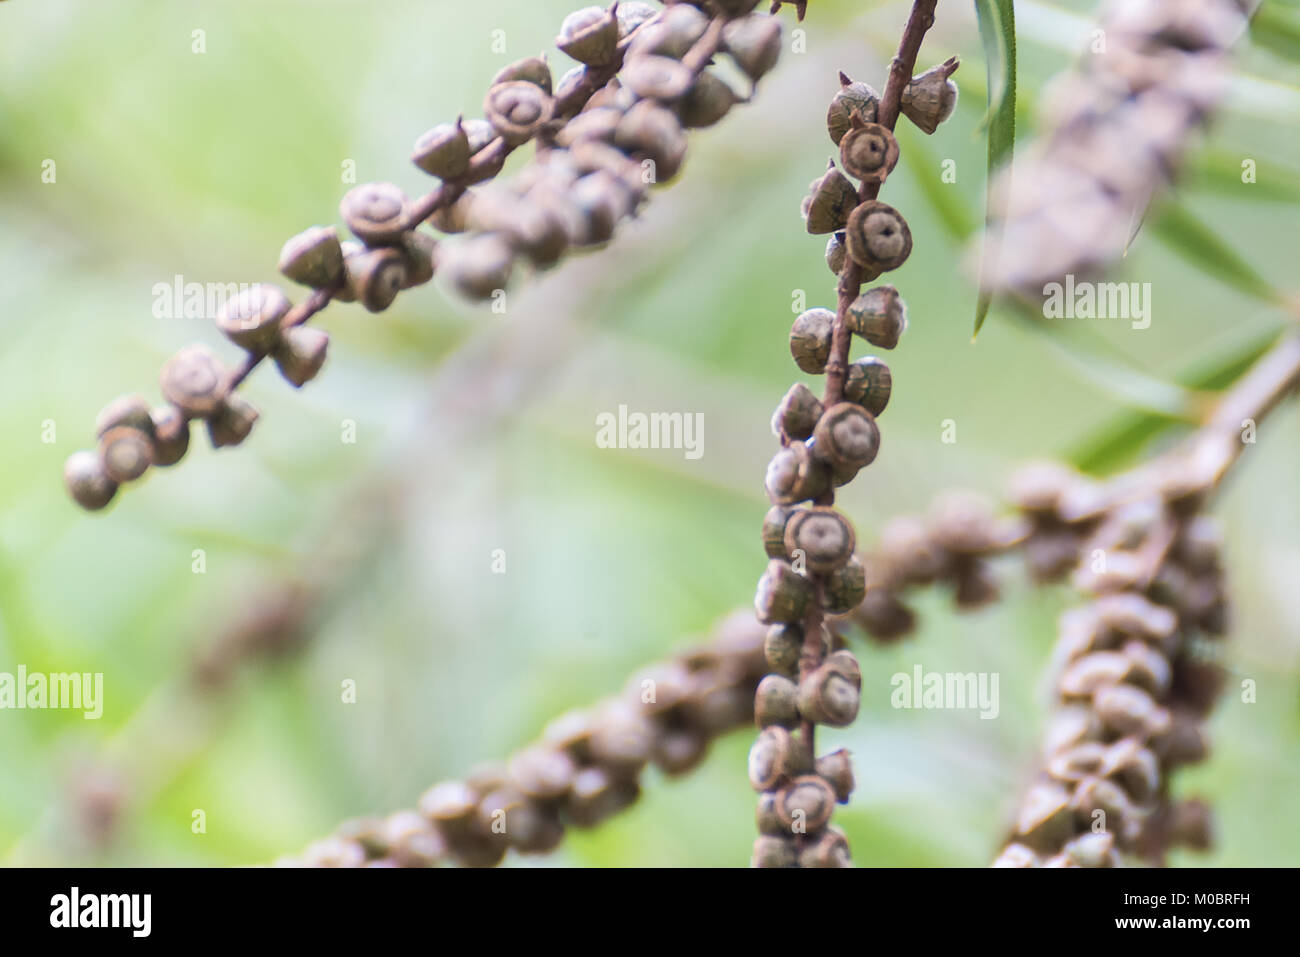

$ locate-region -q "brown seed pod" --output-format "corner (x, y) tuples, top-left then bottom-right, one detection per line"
(843, 356), (892, 416)
(381, 810), (447, 866)
(827, 73), (880, 145)
(812, 402), (880, 471)
(764, 441), (829, 506)
(340, 182), (409, 247)
(64, 451), (118, 511)
(557, 5), (620, 66)
(149, 405), (190, 467)
(418, 781), (481, 843)
(1015, 780), (1073, 851)
(622, 54), (695, 101)
(491, 55), (553, 94)
(279, 225), (345, 289)
(824, 555), (867, 616)
(771, 382), (824, 440)
(412, 119), (473, 180)
(427, 190), (476, 234)
(216, 284), (291, 352)
(484, 81), (555, 146)
(628, 3), (707, 59)
(815, 749), (855, 803)
(160, 345), (226, 418)
(764, 623), (803, 677)
(751, 834), (798, 868)
(206, 393), (259, 449)
(747, 725), (812, 791)
(755, 790), (785, 836)
(572, 170), (631, 244)
(774, 774), (836, 832)
(900, 57), (960, 134)
(801, 163), (857, 235)
(762, 504), (798, 558)
(825, 231), (847, 275)
(754, 674), (800, 729)
(398, 231), (438, 289)
(789, 307), (835, 374)
(845, 285), (907, 349)
(754, 558), (813, 625)
(94, 394), (154, 440)
(799, 826), (851, 867)
(615, 1), (658, 38)
(441, 233), (514, 301)
(98, 426), (153, 483)
(678, 70), (739, 128)
(840, 119), (899, 184)
(614, 100), (688, 182)
(796, 662), (860, 726)
(588, 702), (655, 773)
(653, 728), (709, 776)
(273, 325), (330, 388)
(722, 14), (782, 83)
(566, 766), (638, 827)
(844, 200), (912, 273)
(507, 747), (577, 802)
(344, 246), (408, 313)
(557, 107), (622, 146)
(784, 506), (856, 573)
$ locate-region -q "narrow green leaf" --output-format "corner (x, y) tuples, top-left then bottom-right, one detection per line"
(1250, 3), (1300, 63)
(972, 0), (1016, 340)
(895, 123), (976, 241)
(1186, 149), (1300, 203)
(1149, 201), (1284, 305)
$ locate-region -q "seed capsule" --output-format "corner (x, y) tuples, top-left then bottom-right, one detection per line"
(340, 183), (409, 247)
(839, 119), (899, 184)
(722, 14), (782, 83)
(815, 749), (855, 803)
(557, 6), (620, 66)
(98, 426), (153, 482)
(572, 170), (630, 244)
(801, 163), (857, 235)
(845, 285), (907, 350)
(412, 119), (473, 180)
(273, 325), (330, 388)
(799, 826), (851, 867)
(772, 382), (824, 440)
(484, 81), (555, 146)
(206, 393), (259, 449)
(399, 231), (438, 288)
(824, 555), (867, 615)
(615, 1), (658, 39)
(629, 4), (708, 59)
(441, 234), (514, 301)
(217, 283), (291, 352)
(754, 674), (800, 729)
(845, 201), (912, 273)
(826, 231), (847, 275)
(1015, 780), (1073, 850)
(491, 55), (553, 94)
(900, 57), (959, 135)
(762, 504), (798, 558)
(754, 558), (813, 624)
(279, 225), (345, 289)
(784, 507), (856, 573)
(95, 394), (154, 439)
(64, 450), (118, 511)
(827, 73), (880, 145)
(813, 402), (880, 471)
(789, 307), (835, 374)
(507, 747), (577, 802)
(566, 766), (637, 827)
(678, 70), (738, 128)
(588, 702), (655, 773)
(993, 843), (1041, 868)
(622, 55), (695, 101)
(775, 774), (836, 831)
(764, 623), (803, 677)
(843, 356), (892, 416)
(428, 191), (476, 234)
(751, 834), (798, 868)
(747, 725), (812, 790)
(558, 107), (622, 147)
(797, 663), (860, 726)
(344, 246), (408, 312)
(149, 405), (190, 467)
(653, 728), (709, 776)
(160, 345), (226, 418)
(615, 100), (688, 182)
(418, 780), (481, 844)
(755, 790), (786, 836)
(764, 441), (828, 506)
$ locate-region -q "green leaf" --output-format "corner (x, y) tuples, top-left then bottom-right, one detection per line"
(895, 123), (977, 241)
(1186, 149), (1300, 203)
(1149, 200), (1284, 305)
(1250, 3), (1300, 64)
(972, 0), (1016, 340)
(1067, 326), (1286, 474)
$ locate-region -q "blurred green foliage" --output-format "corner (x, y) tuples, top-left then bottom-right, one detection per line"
(0, 0), (1297, 866)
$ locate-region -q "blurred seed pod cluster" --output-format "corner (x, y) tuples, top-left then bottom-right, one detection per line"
(751, 33), (958, 867)
(283, 612), (768, 867)
(978, 0), (1251, 295)
(995, 488), (1228, 867)
(66, 2), (785, 511)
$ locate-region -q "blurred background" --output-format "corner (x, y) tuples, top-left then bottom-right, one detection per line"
(0, 0), (1297, 866)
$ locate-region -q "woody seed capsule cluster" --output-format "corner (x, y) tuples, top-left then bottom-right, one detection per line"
(752, 31), (958, 866)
